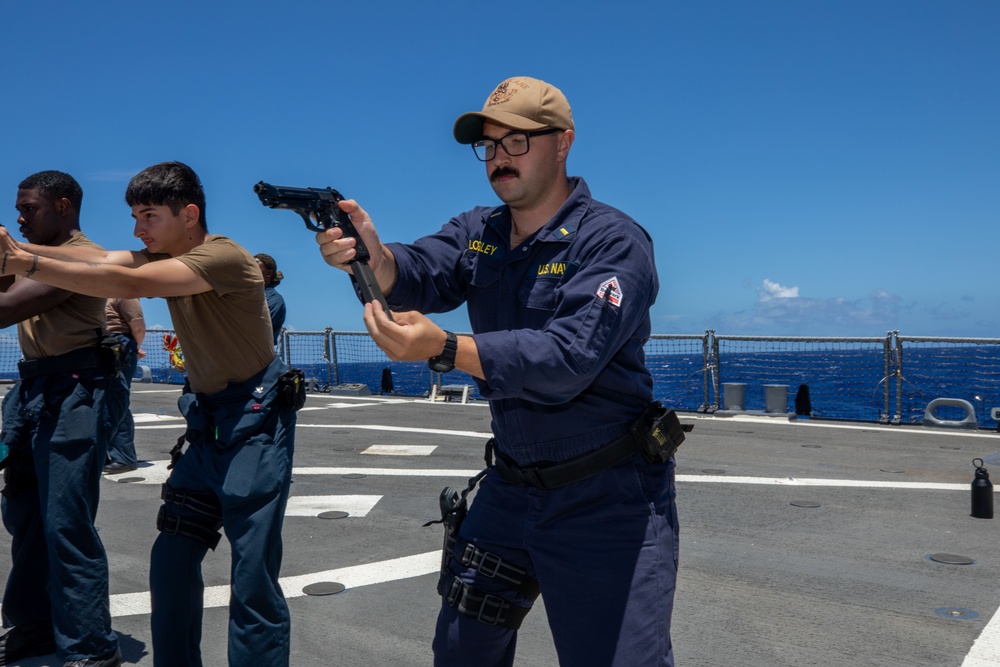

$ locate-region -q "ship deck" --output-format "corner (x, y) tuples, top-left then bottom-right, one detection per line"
(3, 384), (1000, 666)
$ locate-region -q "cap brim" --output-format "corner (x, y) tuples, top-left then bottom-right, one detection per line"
(453, 111), (549, 144)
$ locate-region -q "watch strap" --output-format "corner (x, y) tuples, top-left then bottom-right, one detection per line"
(428, 331), (458, 373)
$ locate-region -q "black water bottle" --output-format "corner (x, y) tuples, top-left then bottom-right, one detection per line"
(971, 458), (993, 519)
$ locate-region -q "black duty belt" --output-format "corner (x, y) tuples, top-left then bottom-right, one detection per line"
(490, 431), (640, 490)
(17, 346), (108, 380)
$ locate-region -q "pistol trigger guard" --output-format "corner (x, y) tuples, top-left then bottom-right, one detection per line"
(297, 211), (323, 232)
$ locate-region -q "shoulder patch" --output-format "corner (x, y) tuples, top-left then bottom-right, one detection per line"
(596, 277), (623, 307)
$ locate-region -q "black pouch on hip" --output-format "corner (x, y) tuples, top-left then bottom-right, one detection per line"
(631, 402), (693, 464)
(276, 368), (307, 411)
(98, 332), (127, 373)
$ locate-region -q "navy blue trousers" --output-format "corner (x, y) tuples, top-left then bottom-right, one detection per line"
(149, 383), (295, 667)
(0, 368), (125, 662)
(433, 454), (679, 667)
(107, 333), (139, 466)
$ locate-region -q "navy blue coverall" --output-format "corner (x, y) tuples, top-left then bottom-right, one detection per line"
(385, 177), (678, 666)
(1, 359), (126, 662)
(149, 357), (295, 667)
(107, 331), (139, 467)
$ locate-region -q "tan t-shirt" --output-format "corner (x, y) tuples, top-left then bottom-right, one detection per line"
(147, 235), (274, 395)
(18, 231), (107, 359)
(105, 298), (144, 337)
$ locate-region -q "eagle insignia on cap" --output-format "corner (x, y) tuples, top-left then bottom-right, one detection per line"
(488, 80), (513, 106)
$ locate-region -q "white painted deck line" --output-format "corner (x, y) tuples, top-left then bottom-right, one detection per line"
(111, 462), (991, 492)
(134, 423), (494, 439)
(133, 413), (185, 423)
(677, 474), (971, 491)
(284, 495), (381, 517)
(108, 550), (440, 618)
(296, 423), (493, 438)
(362, 445), (437, 456)
(964, 605), (1000, 665)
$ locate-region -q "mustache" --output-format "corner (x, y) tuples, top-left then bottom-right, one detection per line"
(490, 166), (520, 182)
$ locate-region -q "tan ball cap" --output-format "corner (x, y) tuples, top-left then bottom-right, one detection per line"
(453, 76), (574, 144)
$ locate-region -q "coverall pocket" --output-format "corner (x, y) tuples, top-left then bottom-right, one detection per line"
(627, 458), (677, 513)
(565, 297), (620, 375)
(0, 388), (28, 445)
(49, 382), (98, 449)
(519, 276), (561, 311)
(222, 433), (284, 500)
(463, 249), (500, 288)
(212, 399), (273, 448)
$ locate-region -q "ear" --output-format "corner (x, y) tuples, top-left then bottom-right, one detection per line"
(182, 203), (201, 229)
(556, 129), (574, 163)
(55, 197), (73, 217)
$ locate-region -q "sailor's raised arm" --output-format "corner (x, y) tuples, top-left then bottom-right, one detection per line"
(0, 227), (145, 268)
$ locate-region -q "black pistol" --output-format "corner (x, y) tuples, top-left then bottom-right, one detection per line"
(253, 182), (392, 319)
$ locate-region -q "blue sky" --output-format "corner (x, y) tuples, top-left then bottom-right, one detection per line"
(1, 1), (997, 337)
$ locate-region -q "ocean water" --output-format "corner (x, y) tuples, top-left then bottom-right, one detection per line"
(2, 334), (997, 428)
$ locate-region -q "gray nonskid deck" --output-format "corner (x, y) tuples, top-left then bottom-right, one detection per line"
(2, 386), (999, 666)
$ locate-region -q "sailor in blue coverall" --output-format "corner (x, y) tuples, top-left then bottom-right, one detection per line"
(316, 76), (679, 667)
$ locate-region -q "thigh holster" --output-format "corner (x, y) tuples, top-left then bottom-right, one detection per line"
(156, 483), (224, 550)
(438, 538), (539, 629)
(448, 537), (540, 599)
(439, 571), (533, 629)
(425, 466), (539, 629)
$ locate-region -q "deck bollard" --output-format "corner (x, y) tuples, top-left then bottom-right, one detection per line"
(722, 383), (746, 410)
(764, 384), (789, 414)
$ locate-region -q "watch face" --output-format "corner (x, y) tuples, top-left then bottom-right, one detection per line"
(429, 361), (449, 373)
(428, 331), (457, 373)
(428, 357), (455, 373)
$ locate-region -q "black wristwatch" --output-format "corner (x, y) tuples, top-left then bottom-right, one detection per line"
(428, 331), (458, 373)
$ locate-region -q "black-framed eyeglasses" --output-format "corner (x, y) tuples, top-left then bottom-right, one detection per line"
(471, 128), (561, 162)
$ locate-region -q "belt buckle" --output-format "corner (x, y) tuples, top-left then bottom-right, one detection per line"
(444, 576), (463, 606)
(156, 507), (181, 536)
(516, 466), (545, 488)
(458, 542), (476, 567)
(477, 594), (505, 626)
(476, 551), (503, 578)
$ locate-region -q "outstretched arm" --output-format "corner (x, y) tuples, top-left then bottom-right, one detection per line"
(0, 229), (212, 299)
(16, 237), (143, 268)
(0, 278), (75, 328)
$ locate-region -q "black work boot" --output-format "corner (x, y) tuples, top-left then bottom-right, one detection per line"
(0, 621), (57, 665)
(63, 646), (122, 667)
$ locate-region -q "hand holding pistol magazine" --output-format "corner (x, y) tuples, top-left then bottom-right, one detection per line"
(254, 182), (393, 321)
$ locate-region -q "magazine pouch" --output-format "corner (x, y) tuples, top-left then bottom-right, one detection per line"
(276, 368), (307, 411)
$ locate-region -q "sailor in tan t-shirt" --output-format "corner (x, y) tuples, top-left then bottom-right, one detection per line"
(0, 171), (126, 667)
(104, 297), (146, 473)
(0, 161), (299, 667)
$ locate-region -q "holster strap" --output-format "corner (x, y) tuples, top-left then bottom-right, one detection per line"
(439, 572), (531, 629)
(449, 536), (539, 597)
(161, 483), (222, 519)
(156, 506), (223, 550)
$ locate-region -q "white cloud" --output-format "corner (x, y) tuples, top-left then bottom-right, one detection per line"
(761, 279), (799, 300)
(707, 283), (903, 335)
